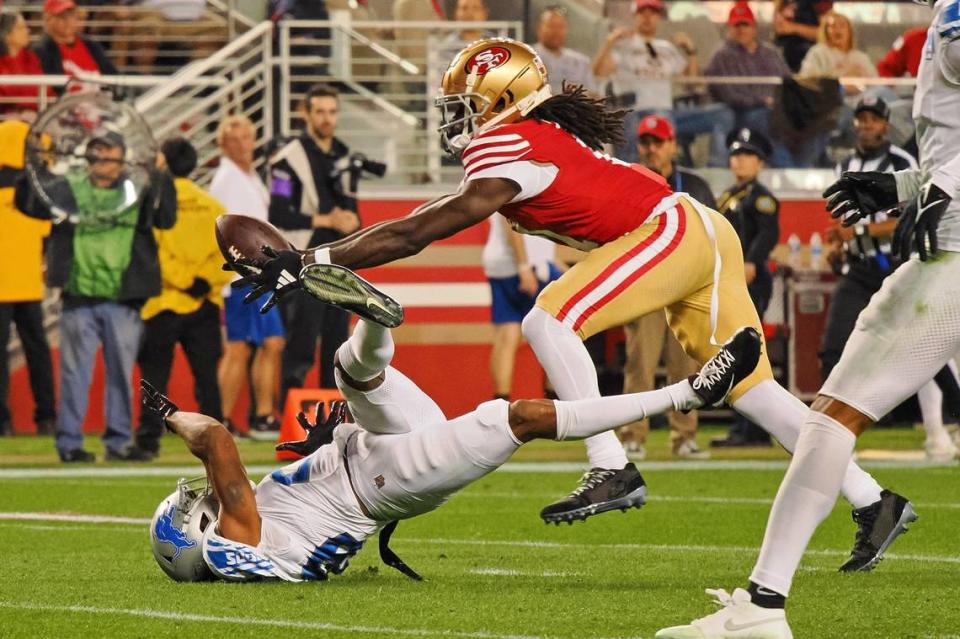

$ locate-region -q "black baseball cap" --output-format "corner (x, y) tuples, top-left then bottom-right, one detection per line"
(89, 128), (126, 152)
(726, 127), (772, 161)
(854, 95), (890, 121)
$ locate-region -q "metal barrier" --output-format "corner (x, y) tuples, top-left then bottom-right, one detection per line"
(16, 1), (253, 75)
(273, 18), (524, 185)
(136, 21), (274, 183)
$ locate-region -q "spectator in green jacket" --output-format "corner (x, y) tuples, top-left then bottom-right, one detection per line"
(16, 130), (175, 462)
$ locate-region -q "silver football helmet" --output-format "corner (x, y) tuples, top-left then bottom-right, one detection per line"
(149, 477), (219, 582)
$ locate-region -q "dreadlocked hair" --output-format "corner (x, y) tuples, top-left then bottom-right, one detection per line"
(529, 82), (627, 151)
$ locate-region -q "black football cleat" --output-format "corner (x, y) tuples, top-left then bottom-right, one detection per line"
(300, 263), (404, 328)
(540, 463), (647, 524)
(840, 490), (918, 572)
(689, 327), (762, 407)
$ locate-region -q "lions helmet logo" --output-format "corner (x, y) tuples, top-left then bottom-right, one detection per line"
(466, 46), (511, 75)
(154, 505), (197, 560)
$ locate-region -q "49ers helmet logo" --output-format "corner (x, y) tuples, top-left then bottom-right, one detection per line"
(466, 46), (511, 75)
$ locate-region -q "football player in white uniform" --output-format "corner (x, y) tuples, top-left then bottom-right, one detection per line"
(656, 1), (960, 637)
(148, 287), (762, 583)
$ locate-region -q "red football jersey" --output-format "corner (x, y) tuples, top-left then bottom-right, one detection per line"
(462, 118), (672, 250)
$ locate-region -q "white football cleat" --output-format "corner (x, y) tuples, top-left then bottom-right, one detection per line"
(655, 588), (793, 639)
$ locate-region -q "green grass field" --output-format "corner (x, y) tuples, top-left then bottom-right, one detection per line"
(1, 427), (957, 639)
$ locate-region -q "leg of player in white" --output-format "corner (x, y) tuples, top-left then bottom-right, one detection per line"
(332, 315), (761, 526)
(657, 256), (960, 639)
(658, 2), (960, 633)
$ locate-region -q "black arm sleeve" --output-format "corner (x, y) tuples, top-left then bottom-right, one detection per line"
(14, 172), (57, 220)
(745, 205), (780, 267)
(144, 170), (177, 229)
(268, 160), (312, 230)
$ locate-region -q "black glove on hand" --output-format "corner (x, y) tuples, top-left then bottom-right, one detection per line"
(228, 246), (303, 314)
(823, 171), (899, 227)
(141, 380), (179, 432)
(275, 400), (349, 457)
(892, 182), (951, 262)
(183, 277), (211, 299)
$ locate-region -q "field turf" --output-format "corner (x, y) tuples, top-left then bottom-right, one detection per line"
(1, 426), (957, 639)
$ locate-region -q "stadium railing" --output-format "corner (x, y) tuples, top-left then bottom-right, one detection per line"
(16, 0), (254, 76)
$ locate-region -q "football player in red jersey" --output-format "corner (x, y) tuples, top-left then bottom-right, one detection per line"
(235, 39), (907, 553)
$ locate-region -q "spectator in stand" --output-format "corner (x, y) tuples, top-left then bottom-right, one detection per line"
(268, 85), (359, 405)
(392, 0), (444, 65)
(703, 2), (793, 167)
(798, 10), (877, 92)
(877, 26), (927, 78)
(15, 130), (176, 462)
(619, 115), (712, 460)
(210, 115), (286, 442)
(434, 0), (494, 70)
(531, 6), (596, 95)
(113, 0), (224, 74)
(0, 119), (56, 438)
(134, 138), (233, 459)
(592, 0), (698, 163)
(33, 0), (116, 92)
(0, 10), (54, 116)
(773, 0), (832, 72)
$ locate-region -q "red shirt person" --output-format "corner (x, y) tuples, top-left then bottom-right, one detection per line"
(0, 11), (54, 113)
(876, 26), (927, 78)
(32, 0), (116, 94)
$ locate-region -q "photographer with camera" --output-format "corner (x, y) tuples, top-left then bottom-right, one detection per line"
(268, 83), (363, 407)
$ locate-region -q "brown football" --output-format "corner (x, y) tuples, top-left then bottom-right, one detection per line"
(216, 214), (294, 273)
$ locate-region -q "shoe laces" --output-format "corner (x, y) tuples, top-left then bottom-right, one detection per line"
(694, 348), (736, 391)
(850, 502), (880, 551)
(569, 468), (617, 497)
(705, 588), (736, 608)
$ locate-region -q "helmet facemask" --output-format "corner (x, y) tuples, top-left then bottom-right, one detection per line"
(435, 90), (490, 156)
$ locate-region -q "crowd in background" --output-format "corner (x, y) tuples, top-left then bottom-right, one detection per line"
(0, 0), (933, 168)
(0, 0), (951, 462)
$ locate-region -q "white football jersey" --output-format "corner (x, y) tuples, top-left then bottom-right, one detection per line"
(202, 424), (381, 582)
(913, 0), (960, 250)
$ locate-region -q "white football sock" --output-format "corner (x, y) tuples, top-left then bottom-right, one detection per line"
(553, 380), (697, 440)
(336, 319), (395, 381)
(733, 380), (883, 509)
(917, 380), (952, 445)
(522, 307), (628, 469)
(750, 411), (856, 596)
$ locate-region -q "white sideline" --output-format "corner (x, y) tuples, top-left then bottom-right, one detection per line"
(0, 458), (955, 479)
(0, 601), (637, 639)
(1, 512), (957, 565)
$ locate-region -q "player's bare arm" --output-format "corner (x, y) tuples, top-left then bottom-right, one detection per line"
(305, 177), (521, 270)
(228, 177), (520, 313)
(142, 381), (261, 546)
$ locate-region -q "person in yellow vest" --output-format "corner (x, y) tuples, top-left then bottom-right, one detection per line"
(135, 137), (233, 458)
(0, 119), (56, 437)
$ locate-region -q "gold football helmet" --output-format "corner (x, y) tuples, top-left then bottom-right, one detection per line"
(436, 37), (552, 155)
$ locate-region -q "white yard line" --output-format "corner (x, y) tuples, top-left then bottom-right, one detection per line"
(0, 601), (640, 639)
(0, 458), (955, 480)
(451, 492), (960, 510)
(469, 568), (581, 578)
(399, 538), (960, 566)
(1, 512), (957, 565)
